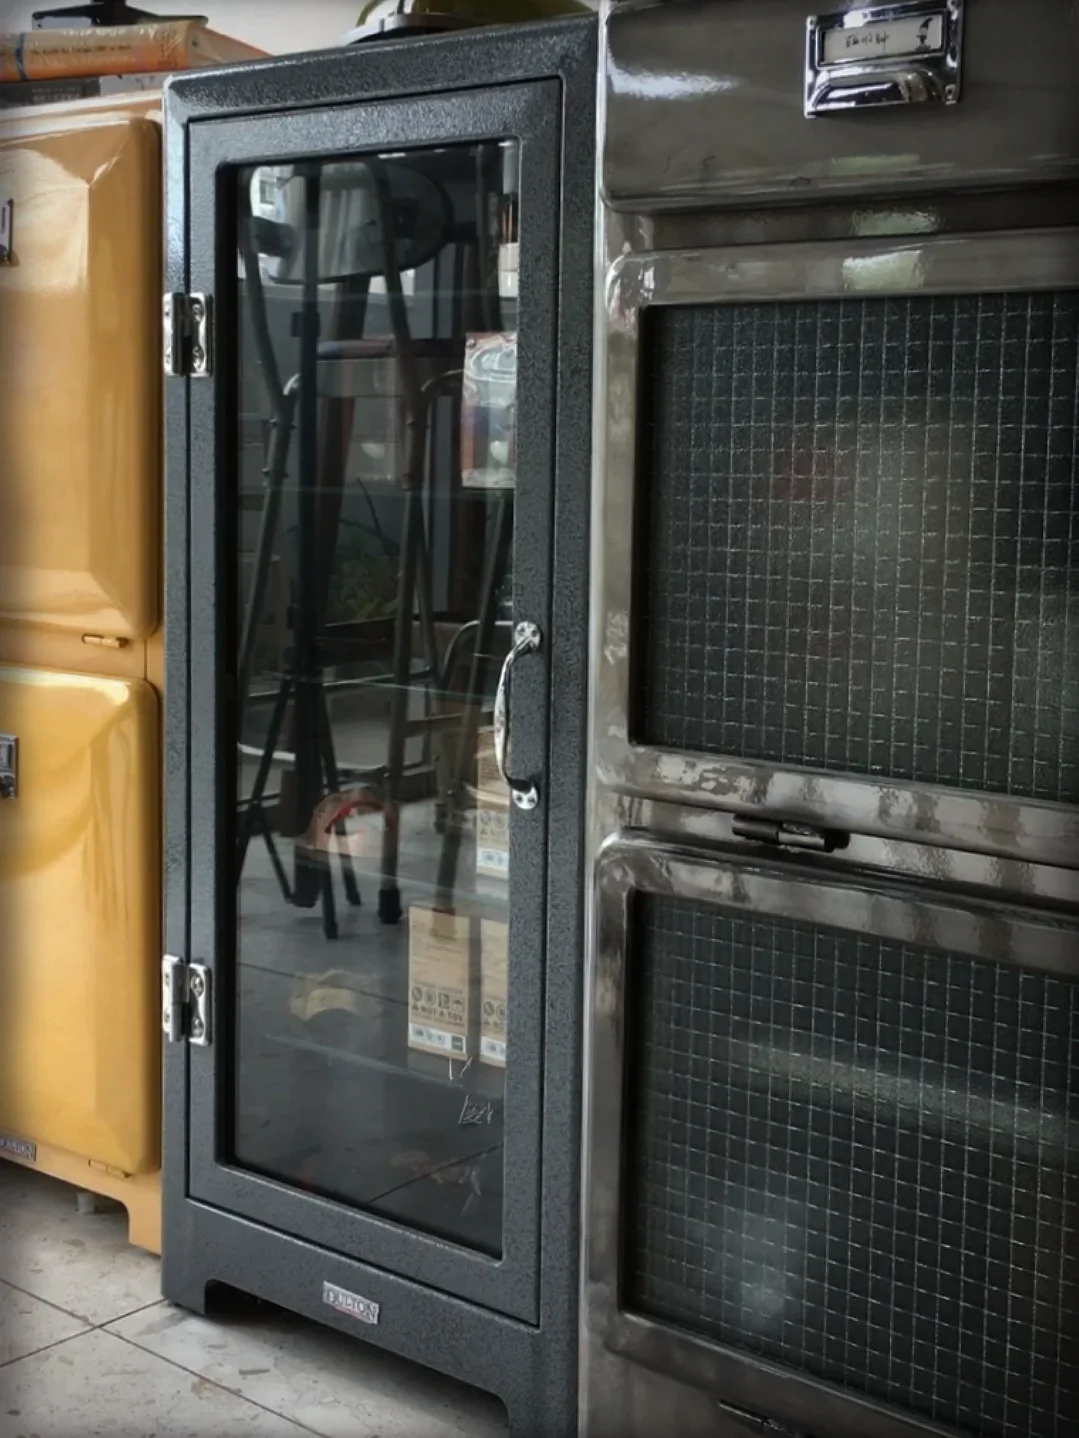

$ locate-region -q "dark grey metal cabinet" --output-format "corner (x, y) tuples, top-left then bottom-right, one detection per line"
(161, 20), (595, 1433)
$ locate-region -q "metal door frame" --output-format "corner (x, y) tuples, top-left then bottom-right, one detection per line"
(179, 80), (560, 1323)
(581, 834), (1079, 1438)
(594, 228), (1079, 873)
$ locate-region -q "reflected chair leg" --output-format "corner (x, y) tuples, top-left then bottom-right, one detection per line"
(237, 383), (298, 718)
(238, 674), (292, 875)
(291, 164), (325, 914)
(255, 804), (293, 902)
(370, 160), (433, 927)
(318, 684), (362, 908)
(288, 677), (326, 913)
(379, 487), (423, 925)
(320, 861), (338, 941)
(435, 495), (512, 905)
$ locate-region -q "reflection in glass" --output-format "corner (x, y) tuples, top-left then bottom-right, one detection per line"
(230, 142), (519, 1256)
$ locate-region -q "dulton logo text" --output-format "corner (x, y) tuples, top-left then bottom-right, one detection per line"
(322, 1281), (380, 1326)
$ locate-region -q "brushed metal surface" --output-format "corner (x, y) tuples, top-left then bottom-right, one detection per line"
(602, 0), (1079, 211)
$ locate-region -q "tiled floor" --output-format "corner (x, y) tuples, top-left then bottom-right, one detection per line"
(0, 1162), (507, 1437)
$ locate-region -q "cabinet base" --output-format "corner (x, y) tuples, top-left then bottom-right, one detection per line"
(2, 1143), (161, 1254)
(162, 1198), (574, 1437)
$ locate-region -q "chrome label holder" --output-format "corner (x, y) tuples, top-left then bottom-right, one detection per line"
(805, 0), (964, 117)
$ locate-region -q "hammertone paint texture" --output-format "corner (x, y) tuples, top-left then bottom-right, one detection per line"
(162, 19), (596, 1436)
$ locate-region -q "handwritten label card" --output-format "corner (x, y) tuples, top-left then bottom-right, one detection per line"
(821, 12), (944, 66)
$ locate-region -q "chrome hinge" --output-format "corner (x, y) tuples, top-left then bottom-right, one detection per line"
(732, 816), (846, 854)
(162, 955), (212, 1046)
(163, 292), (213, 378)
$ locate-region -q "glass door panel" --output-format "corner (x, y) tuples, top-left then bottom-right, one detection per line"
(229, 140), (521, 1257)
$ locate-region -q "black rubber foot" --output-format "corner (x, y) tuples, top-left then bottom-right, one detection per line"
(378, 886), (403, 924)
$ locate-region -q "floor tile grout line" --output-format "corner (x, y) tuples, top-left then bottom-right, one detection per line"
(0, 1327), (90, 1371)
(1, 1286), (167, 1354)
(105, 1328), (330, 1437)
(98, 1297), (168, 1330)
(0, 1277), (165, 1334)
(0, 1277), (96, 1328)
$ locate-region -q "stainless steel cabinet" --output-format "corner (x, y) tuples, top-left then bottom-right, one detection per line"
(582, 3), (1079, 1437)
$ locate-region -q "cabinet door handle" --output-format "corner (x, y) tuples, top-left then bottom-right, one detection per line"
(493, 621), (541, 812)
(807, 67), (941, 115)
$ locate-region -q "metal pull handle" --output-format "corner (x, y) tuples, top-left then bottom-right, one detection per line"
(731, 816), (846, 853)
(493, 621), (541, 812)
(808, 67), (941, 114)
(714, 1397), (808, 1435)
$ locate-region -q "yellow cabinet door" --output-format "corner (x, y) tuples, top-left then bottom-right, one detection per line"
(0, 665), (160, 1175)
(0, 109), (161, 639)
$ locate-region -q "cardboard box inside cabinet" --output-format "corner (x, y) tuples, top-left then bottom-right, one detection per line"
(475, 727), (509, 881)
(477, 806), (509, 881)
(461, 332), (516, 490)
(408, 906), (474, 1059)
(476, 727), (503, 799)
(480, 918), (508, 1068)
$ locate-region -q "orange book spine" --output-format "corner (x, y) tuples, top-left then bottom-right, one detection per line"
(0, 21), (263, 83)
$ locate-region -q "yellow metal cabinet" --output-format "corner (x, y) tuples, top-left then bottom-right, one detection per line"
(0, 95), (163, 1252)
(0, 667), (160, 1167)
(0, 103), (161, 639)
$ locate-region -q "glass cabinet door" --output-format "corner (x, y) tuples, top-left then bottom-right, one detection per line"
(221, 135), (533, 1260)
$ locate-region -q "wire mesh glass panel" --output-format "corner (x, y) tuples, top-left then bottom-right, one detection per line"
(635, 293), (1079, 804)
(624, 895), (1079, 1438)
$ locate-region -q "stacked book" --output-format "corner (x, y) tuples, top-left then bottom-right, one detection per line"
(0, 18), (266, 106)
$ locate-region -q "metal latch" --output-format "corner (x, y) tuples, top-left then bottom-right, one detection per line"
(0, 734), (17, 799)
(0, 198), (13, 265)
(162, 955), (212, 1046)
(163, 292), (213, 378)
(732, 816), (846, 853)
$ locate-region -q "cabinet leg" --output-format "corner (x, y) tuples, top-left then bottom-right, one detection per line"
(159, 1260), (209, 1317)
(504, 1404), (552, 1438)
(504, 1389), (574, 1438)
(121, 1177), (163, 1255)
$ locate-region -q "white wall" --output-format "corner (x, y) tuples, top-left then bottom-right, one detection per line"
(2, 1), (598, 56)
